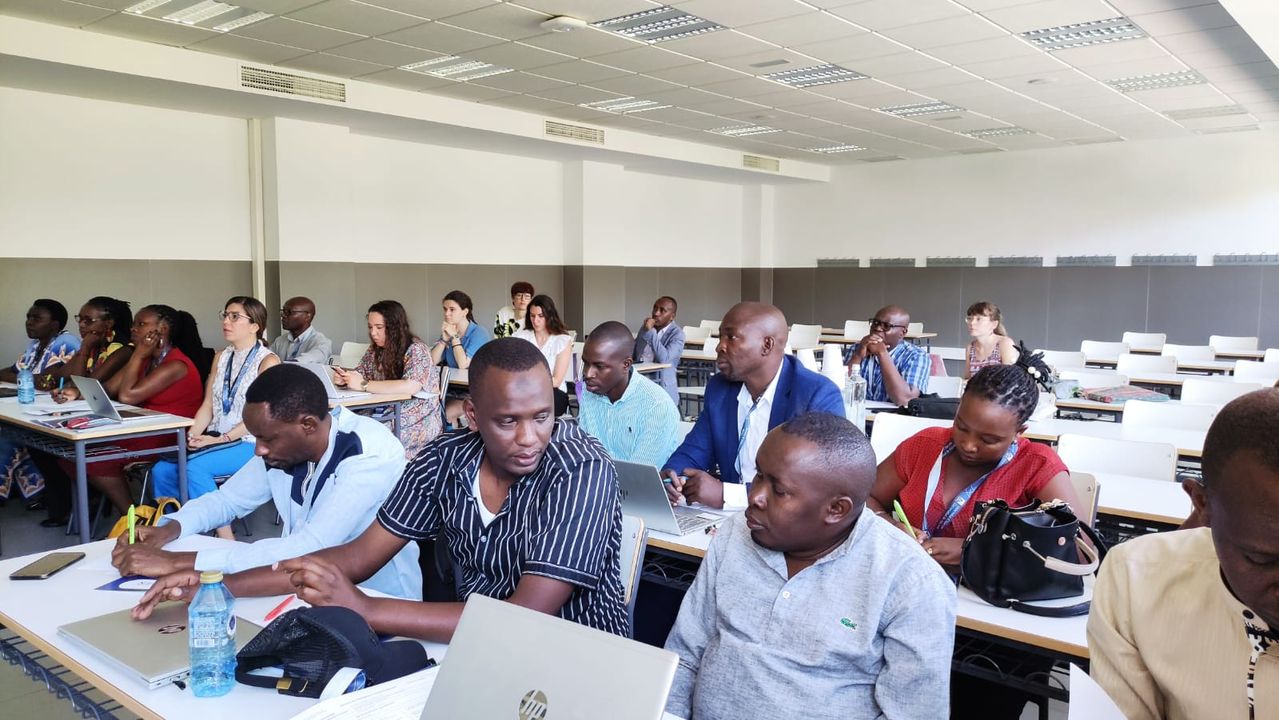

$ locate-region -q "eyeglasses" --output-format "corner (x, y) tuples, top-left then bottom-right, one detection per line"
(75, 315), (106, 324)
(220, 311), (249, 322)
(868, 318), (907, 332)
(280, 308), (310, 316)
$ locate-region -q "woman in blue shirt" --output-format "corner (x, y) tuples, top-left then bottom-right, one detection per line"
(429, 290), (489, 428)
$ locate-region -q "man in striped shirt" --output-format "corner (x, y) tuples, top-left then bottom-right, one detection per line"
(578, 321), (680, 469)
(845, 305), (931, 406)
(132, 339), (629, 640)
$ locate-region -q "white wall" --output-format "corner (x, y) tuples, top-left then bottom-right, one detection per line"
(771, 130), (1279, 267)
(0, 86), (251, 260)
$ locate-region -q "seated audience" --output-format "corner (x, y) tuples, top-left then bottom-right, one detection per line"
(513, 294), (573, 416)
(964, 300), (1019, 379)
(269, 296), (332, 364)
(633, 296), (685, 405)
(148, 297), (280, 538)
(665, 413), (955, 719)
(578, 322), (680, 468)
(493, 281), (534, 338)
(333, 300), (441, 459)
(112, 364), (421, 599)
(134, 339), (629, 642)
(430, 290), (490, 427)
(0, 299), (79, 386)
(1089, 388), (1279, 720)
(845, 305), (931, 406)
(36, 305), (205, 525)
(663, 302), (843, 509)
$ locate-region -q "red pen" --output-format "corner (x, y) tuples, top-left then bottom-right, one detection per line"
(264, 594), (296, 623)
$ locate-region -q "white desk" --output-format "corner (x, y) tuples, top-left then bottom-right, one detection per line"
(330, 392), (412, 435)
(1085, 357), (1236, 375)
(1024, 417), (1204, 459)
(1091, 473), (1192, 526)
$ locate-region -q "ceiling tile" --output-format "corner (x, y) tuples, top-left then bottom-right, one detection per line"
(919, 112), (1016, 132)
(0, 0), (113, 27)
(235, 17), (365, 51)
(464, 40), (570, 69)
(1198, 62), (1279, 83)
(689, 96), (771, 116)
(519, 27), (644, 58)
(1080, 55), (1189, 80)
(237, 0), (348, 13)
(465, 70), (569, 93)
(712, 48), (825, 75)
(736, 11), (861, 48)
(882, 15), (1008, 49)
(357, 67), (458, 90)
(647, 62), (747, 86)
(1215, 75), (1279, 93)
(1156, 26), (1259, 55)
(590, 46), (699, 73)
(829, 0), (970, 31)
(927, 79), (1019, 103)
(279, 52), (389, 77)
(584, 74), (684, 96)
(671, 0), (812, 27)
(700, 75), (790, 98)
(1107, 0), (1216, 16)
(851, 52), (949, 77)
(791, 32), (909, 64)
(979, 0), (1117, 34)
(188, 34), (312, 63)
(633, 106), (721, 127)
(659, 30), (780, 61)
(425, 82), (517, 101)
(509, 0), (654, 23)
(84, 13), (218, 46)
(529, 59), (632, 83)
(953, 0), (1043, 10)
(439, 3), (549, 40)
(286, 0), (426, 36)
(1174, 44), (1271, 71)
(1129, 4), (1235, 36)
(962, 52), (1068, 79)
(1050, 37), (1171, 67)
(746, 88), (830, 109)
(843, 88), (936, 108)
(1129, 83), (1231, 109)
(923, 35), (1040, 65)
(380, 20), (506, 53)
(643, 86), (732, 106)
(326, 37), (440, 66)
(529, 83), (626, 104)
(877, 65), (979, 89)
(364, 0), (495, 18)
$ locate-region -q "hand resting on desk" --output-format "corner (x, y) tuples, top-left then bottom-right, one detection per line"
(132, 570), (201, 619)
(112, 523), (189, 578)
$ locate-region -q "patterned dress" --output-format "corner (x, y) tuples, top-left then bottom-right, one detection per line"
(356, 340), (442, 459)
(967, 340), (1005, 376)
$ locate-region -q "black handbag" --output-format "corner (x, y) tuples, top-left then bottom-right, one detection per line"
(896, 393), (961, 419)
(960, 499), (1107, 617)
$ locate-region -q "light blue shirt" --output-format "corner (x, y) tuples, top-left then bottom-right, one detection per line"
(160, 406), (422, 600)
(443, 321), (490, 369)
(577, 369), (680, 469)
(270, 326), (333, 365)
(665, 508), (956, 719)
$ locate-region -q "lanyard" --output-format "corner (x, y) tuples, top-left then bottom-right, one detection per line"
(922, 439), (1019, 536)
(222, 344), (260, 416)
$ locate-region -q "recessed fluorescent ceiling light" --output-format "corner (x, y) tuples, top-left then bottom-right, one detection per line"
(592, 6), (722, 43)
(1021, 17), (1145, 51)
(125, 0), (174, 12)
(879, 101), (964, 117)
(764, 64), (866, 88)
(1163, 104), (1248, 120)
(125, 0), (271, 31)
(966, 126), (1032, 137)
(164, 0), (234, 24)
(400, 56), (513, 81)
(1106, 71), (1204, 92)
(809, 144), (865, 154)
(579, 97), (671, 113)
(710, 125), (779, 137)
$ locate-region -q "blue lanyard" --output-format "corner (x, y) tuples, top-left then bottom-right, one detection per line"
(921, 439), (1019, 536)
(222, 344), (260, 416)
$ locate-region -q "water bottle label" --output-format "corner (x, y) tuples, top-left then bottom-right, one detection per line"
(190, 615), (231, 648)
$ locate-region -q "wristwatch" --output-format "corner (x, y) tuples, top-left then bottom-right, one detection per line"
(360, 378), (369, 392)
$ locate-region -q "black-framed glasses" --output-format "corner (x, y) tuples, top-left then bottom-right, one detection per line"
(869, 318), (906, 332)
(74, 314), (106, 324)
(280, 308), (310, 316)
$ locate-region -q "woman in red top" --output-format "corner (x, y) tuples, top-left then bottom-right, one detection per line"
(39, 305), (205, 526)
(868, 363), (1082, 574)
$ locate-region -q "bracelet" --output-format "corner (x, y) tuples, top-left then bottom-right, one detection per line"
(451, 342), (461, 348)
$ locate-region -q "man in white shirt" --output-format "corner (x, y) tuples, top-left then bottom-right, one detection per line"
(270, 296), (333, 364)
(1088, 388), (1279, 719)
(112, 363), (421, 600)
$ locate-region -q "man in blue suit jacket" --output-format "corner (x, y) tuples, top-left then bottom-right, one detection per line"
(663, 302), (844, 508)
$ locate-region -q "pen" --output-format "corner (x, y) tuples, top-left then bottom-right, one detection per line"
(57, 377), (64, 392)
(264, 595), (296, 623)
(891, 499), (919, 541)
(127, 505), (136, 545)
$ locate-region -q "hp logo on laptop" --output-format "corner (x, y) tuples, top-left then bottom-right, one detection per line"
(519, 689), (548, 720)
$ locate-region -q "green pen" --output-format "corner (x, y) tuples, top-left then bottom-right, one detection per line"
(127, 504), (136, 545)
(891, 499), (919, 540)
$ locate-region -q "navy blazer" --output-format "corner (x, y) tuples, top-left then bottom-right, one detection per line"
(662, 355), (845, 485)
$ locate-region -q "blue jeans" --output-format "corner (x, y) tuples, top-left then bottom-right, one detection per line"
(150, 440), (256, 501)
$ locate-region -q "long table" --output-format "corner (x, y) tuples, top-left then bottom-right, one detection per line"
(330, 392), (412, 435)
(447, 362), (669, 388)
(1084, 356), (1236, 375)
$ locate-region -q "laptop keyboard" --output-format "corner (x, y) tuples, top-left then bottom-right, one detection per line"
(675, 513), (711, 533)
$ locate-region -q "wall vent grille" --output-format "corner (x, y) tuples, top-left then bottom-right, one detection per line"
(240, 66), (345, 102)
(742, 155), (780, 171)
(544, 121), (605, 144)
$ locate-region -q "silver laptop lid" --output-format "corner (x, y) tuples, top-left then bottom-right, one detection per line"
(422, 594), (677, 720)
(295, 361), (367, 399)
(614, 461), (684, 535)
(69, 375), (123, 421)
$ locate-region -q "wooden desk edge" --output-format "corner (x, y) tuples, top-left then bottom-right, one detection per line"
(1097, 505), (1186, 526)
(955, 615), (1090, 660)
(648, 536), (706, 559)
(0, 608), (161, 720)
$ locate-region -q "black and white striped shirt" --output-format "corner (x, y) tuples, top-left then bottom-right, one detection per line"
(377, 421), (629, 636)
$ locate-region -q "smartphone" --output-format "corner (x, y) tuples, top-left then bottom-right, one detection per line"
(10, 551), (86, 580)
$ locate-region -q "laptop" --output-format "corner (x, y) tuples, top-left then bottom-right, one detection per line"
(69, 375), (151, 422)
(58, 602), (261, 690)
(296, 361), (371, 400)
(421, 594), (677, 720)
(615, 461), (724, 536)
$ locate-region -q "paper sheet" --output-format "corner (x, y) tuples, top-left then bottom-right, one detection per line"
(1068, 664), (1125, 720)
(287, 667), (438, 720)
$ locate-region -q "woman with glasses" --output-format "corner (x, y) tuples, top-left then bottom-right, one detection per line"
(147, 297), (279, 536)
(964, 301), (1019, 380)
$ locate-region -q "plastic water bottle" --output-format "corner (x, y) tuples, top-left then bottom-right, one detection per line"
(17, 366), (36, 405)
(844, 364), (867, 430)
(189, 571), (237, 697)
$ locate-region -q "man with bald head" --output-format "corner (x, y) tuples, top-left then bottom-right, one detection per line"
(663, 302), (843, 509)
(271, 296), (333, 364)
(578, 322), (680, 468)
(846, 304), (931, 406)
(665, 413), (956, 719)
(1089, 388), (1279, 719)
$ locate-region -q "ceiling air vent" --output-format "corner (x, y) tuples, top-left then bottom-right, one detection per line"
(544, 121), (605, 144)
(742, 155), (780, 172)
(240, 66), (345, 102)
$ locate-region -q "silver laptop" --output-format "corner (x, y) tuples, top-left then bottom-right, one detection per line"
(296, 361), (370, 400)
(615, 461), (724, 536)
(422, 594), (677, 720)
(69, 375), (150, 422)
(57, 602), (261, 690)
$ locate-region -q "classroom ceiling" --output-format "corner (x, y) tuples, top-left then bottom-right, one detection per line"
(4, 0), (1278, 163)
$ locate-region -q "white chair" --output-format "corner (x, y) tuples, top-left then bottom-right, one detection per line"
(682, 325), (710, 343)
(929, 376), (963, 399)
(1121, 332), (1166, 352)
(1080, 340), (1129, 360)
(1121, 400), (1218, 432)
(1116, 353), (1177, 375)
(1069, 472), (1099, 526)
(795, 348), (819, 371)
(1265, 348), (1279, 363)
(869, 413), (952, 464)
(1059, 369), (1129, 389)
(337, 341), (369, 369)
(1161, 344), (1215, 362)
(618, 514), (648, 634)
(1233, 361), (1279, 385)
(699, 319), (721, 334)
(843, 320), (870, 338)
(1210, 335), (1259, 352)
(677, 421), (695, 441)
(907, 322), (924, 335)
(1180, 378), (1265, 406)
(1056, 434), (1177, 482)
(702, 337), (719, 354)
(1036, 350), (1087, 371)
(788, 323), (822, 350)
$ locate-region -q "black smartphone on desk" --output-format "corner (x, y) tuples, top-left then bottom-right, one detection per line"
(10, 551), (86, 580)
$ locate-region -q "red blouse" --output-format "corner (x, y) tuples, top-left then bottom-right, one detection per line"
(141, 346), (203, 418)
(893, 426), (1068, 539)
